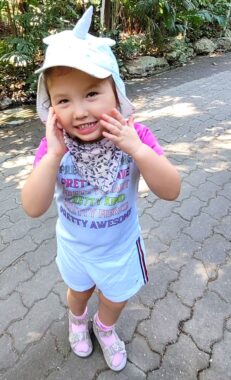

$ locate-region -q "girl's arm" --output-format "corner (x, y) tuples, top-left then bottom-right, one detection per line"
(100, 109), (181, 201)
(131, 144), (180, 200)
(21, 153), (62, 217)
(21, 108), (66, 217)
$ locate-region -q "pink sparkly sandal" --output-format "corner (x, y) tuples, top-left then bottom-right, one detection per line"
(93, 314), (127, 371)
(69, 309), (93, 357)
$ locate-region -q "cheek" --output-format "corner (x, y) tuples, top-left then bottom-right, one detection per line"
(98, 96), (117, 113)
(53, 109), (69, 124)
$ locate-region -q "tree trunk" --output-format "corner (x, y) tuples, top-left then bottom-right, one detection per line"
(101, 0), (111, 30)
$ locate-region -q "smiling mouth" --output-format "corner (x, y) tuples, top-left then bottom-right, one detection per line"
(76, 122), (98, 130)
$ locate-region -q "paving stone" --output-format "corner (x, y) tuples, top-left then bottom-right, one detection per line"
(52, 281), (68, 308)
(127, 334), (160, 371)
(0, 215), (13, 231)
(177, 158), (198, 176)
(220, 182), (231, 200)
(137, 196), (153, 215)
(2, 332), (63, 380)
(0, 235), (37, 270)
(17, 261), (61, 308)
(199, 331), (231, 380)
(170, 259), (208, 306)
(226, 317), (231, 332)
(207, 170), (231, 186)
(7, 293), (66, 353)
(214, 215), (231, 240)
(6, 207), (28, 223)
(0, 293), (27, 335)
(138, 263), (178, 307)
(209, 261), (231, 303)
(138, 293), (190, 354)
(28, 217), (56, 245)
(0, 334), (18, 371)
(173, 196), (206, 221)
(118, 296), (149, 342)
(46, 350), (105, 380)
(176, 181), (195, 200)
(183, 291), (231, 352)
(2, 171), (30, 189)
(160, 233), (201, 271)
(147, 334), (209, 380)
(1, 218), (41, 244)
(140, 212), (158, 235)
(203, 195), (230, 220)
(183, 212), (218, 243)
(0, 239), (8, 252)
(97, 362), (146, 380)
(24, 238), (57, 272)
(145, 236), (169, 266)
(0, 197), (18, 218)
(0, 259), (33, 298)
(151, 213), (189, 245)
(194, 234), (230, 266)
(145, 199), (176, 221)
(184, 170), (211, 188)
(189, 180), (220, 202)
(0, 184), (16, 201)
(49, 317), (70, 359)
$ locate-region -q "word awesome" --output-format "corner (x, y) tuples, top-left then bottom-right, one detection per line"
(60, 206), (131, 229)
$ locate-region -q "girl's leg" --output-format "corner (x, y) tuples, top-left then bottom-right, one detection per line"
(93, 291), (128, 371)
(67, 286), (95, 358)
(98, 291), (127, 325)
(67, 286), (95, 316)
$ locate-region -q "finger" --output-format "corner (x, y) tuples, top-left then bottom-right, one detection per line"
(100, 119), (121, 136)
(110, 108), (127, 126)
(101, 113), (123, 129)
(127, 114), (134, 127)
(56, 122), (63, 130)
(102, 130), (118, 143)
(47, 107), (55, 125)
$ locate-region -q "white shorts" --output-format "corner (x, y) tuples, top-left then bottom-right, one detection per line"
(56, 236), (148, 302)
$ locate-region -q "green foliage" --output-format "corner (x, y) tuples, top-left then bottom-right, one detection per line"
(116, 34), (149, 59)
(115, 0), (231, 44)
(0, 0), (88, 100)
(1, 0), (230, 104)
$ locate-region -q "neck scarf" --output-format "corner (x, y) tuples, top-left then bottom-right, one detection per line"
(63, 132), (123, 193)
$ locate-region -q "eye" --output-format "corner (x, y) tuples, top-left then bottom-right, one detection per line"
(87, 91), (98, 98)
(58, 99), (69, 104)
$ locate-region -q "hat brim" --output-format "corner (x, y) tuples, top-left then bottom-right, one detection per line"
(35, 58), (111, 79)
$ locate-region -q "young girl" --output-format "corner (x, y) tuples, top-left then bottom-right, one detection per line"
(21, 7), (180, 372)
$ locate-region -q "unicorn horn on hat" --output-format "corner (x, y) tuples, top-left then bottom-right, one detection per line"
(43, 5), (114, 47)
(73, 5), (93, 39)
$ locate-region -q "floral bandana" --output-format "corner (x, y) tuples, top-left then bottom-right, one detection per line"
(63, 131), (123, 193)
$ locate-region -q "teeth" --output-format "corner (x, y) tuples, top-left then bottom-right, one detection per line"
(78, 122), (96, 130)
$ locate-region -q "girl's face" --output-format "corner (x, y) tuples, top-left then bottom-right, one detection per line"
(47, 68), (118, 142)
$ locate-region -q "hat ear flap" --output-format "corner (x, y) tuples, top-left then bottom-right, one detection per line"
(73, 5), (93, 39)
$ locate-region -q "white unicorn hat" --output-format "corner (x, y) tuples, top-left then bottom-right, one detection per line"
(36, 6), (134, 122)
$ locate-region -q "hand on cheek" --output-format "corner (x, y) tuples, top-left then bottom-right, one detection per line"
(46, 107), (66, 158)
(100, 108), (143, 156)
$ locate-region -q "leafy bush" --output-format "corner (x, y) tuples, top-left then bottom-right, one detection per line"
(0, 0), (98, 103)
(0, 0), (230, 105)
(116, 34), (150, 59)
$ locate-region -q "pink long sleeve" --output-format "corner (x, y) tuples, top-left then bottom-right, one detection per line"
(134, 122), (164, 155)
(33, 137), (48, 167)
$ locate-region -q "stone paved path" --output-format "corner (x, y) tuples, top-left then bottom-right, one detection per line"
(0, 53), (231, 379)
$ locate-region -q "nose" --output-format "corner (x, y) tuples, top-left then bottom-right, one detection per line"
(73, 101), (88, 120)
